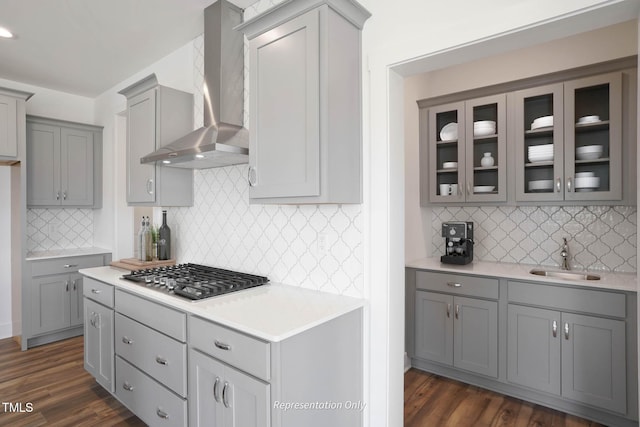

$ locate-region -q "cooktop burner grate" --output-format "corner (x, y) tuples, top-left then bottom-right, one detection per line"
(121, 263), (269, 301)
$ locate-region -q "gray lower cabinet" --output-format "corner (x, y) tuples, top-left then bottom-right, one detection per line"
(507, 304), (626, 414)
(26, 116), (103, 208)
(23, 253), (110, 350)
(407, 268), (638, 427)
(189, 348), (269, 427)
(119, 74), (194, 207)
(84, 282), (115, 393)
(238, 0), (370, 204)
(416, 291), (498, 378)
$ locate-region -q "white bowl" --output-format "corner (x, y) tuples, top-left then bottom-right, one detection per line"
(440, 122), (458, 142)
(576, 145), (603, 160)
(473, 120), (496, 137)
(531, 115), (553, 130)
(575, 172), (594, 178)
(528, 144), (554, 153)
(442, 161), (458, 169)
(528, 153), (554, 163)
(574, 176), (600, 189)
(473, 185), (495, 193)
(528, 180), (554, 191)
(578, 115), (600, 124)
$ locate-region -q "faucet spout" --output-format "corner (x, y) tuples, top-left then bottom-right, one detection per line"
(561, 237), (570, 270)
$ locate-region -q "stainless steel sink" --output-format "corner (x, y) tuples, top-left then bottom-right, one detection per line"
(529, 269), (601, 281)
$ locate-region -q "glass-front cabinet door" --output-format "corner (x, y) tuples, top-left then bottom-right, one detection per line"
(515, 84), (564, 202)
(428, 102), (466, 202)
(465, 94), (506, 202)
(564, 72), (622, 202)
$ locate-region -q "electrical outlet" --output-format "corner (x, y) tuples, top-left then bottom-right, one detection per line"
(48, 221), (61, 240)
(317, 232), (328, 256)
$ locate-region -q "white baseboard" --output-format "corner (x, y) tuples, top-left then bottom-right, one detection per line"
(0, 321), (13, 340)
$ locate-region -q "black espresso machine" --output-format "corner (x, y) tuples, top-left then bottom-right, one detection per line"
(441, 221), (474, 265)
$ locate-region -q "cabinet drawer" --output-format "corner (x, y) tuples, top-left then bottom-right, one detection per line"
(416, 271), (499, 299)
(508, 281), (626, 318)
(115, 290), (186, 342)
(115, 356), (187, 427)
(31, 254), (105, 277)
(115, 313), (187, 397)
(83, 277), (114, 308)
(189, 316), (271, 381)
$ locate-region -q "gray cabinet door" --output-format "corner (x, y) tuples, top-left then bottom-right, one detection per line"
(223, 362), (270, 427)
(61, 127), (94, 206)
(0, 94), (17, 157)
(507, 304), (561, 394)
(69, 273), (84, 327)
(188, 349), (227, 427)
(415, 291), (453, 366)
(563, 72), (622, 202)
(561, 312), (626, 414)
(453, 296), (498, 378)
(127, 89), (157, 204)
(248, 8), (320, 199)
(31, 275), (69, 335)
(26, 122), (61, 206)
(84, 298), (114, 392)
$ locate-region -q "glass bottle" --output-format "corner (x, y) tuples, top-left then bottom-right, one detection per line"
(143, 216), (153, 262)
(137, 217), (146, 261)
(158, 210), (171, 260)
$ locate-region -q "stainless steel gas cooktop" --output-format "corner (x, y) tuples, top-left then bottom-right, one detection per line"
(121, 263), (269, 301)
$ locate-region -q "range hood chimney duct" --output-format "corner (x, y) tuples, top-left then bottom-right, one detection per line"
(140, 0), (248, 169)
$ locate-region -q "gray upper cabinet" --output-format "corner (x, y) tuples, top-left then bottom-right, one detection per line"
(0, 88), (31, 161)
(424, 95), (507, 204)
(515, 73), (623, 202)
(119, 74), (194, 207)
(238, 0), (370, 204)
(26, 116), (102, 208)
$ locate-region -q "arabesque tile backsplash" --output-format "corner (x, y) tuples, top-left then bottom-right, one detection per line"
(27, 208), (94, 252)
(431, 206), (637, 272)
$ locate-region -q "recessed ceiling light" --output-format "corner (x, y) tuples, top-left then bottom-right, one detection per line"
(162, 160), (171, 164)
(195, 154), (205, 159)
(0, 27), (14, 39)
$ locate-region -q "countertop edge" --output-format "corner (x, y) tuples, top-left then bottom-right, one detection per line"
(406, 258), (637, 293)
(79, 266), (366, 342)
(27, 247), (112, 261)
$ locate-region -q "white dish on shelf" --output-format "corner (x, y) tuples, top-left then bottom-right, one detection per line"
(575, 176), (600, 189)
(575, 172), (594, 178)
(528, 180), (554, 191)
(442, 161), (458, 169)
(473, 185), (495, 193)
(577, 115), (601, 124)
(528, 153), (554, 163)
(473, 120), (496, 137)
(440, 122), (458, 142)
(531, 115), (553, 130)
(576, 145), (603, 160)
(528, 144), (554, 153)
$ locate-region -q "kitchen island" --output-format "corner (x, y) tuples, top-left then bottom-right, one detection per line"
(80, 265), (365, 427)
(406, 258), (638, 427)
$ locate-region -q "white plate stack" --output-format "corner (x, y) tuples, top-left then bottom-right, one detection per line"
(531, 115), (553, 130)
(574, 172), (600, 191)
(528, 144), (554, 163)
(575, 145), (603, 160)
(473, 120), (496, 137)
(528, 179), (554, 192)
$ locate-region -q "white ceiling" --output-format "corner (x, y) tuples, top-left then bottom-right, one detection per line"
(0, 0), (256, 97)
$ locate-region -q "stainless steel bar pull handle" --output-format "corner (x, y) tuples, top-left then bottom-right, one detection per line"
(247, 166), (257, 187)
(123, 382), (134, 391)
(66, 281), (69, 292)
(564, 323), (570, 339)
(63, 191), (67, 200)
(72, 280), (77, 291)
(155, 356), (168, 366)
(91, 289), (102, 294)
(552, 320), (557, 337)
(222, 382), (231, 408)
(447, 282), (462, 288)
(566, 177), (573, 192)
(63, 264), (78, 268)
(215, 340), (231, 351)
(146, 179), (154, 195)
(56, 191), (60, 200)
(446, 304), (451, 318)
(556, 178), (561, 192)
(213, 377), (221, 402)
(122, 336), (133, 345)
(156, 409), (169, 420)
(455, 304), (460, 319)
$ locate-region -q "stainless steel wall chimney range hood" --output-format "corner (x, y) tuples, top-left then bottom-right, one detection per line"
(140, 0), (248, 169)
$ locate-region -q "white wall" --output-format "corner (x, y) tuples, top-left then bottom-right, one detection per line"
(0, 167), (12, 338)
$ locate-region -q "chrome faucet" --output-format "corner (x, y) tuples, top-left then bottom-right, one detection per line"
(561, 237), (570, 270)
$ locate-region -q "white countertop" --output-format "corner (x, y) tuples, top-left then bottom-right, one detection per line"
(79, 266), (365, 343)
(26, 247), (111, 261)
(406, 257), (637, 293)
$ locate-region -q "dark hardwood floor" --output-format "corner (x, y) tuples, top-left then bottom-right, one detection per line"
(0, 336), (606, 426)
(0, 336), (143, 427)
(405, 368), (604, 427)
